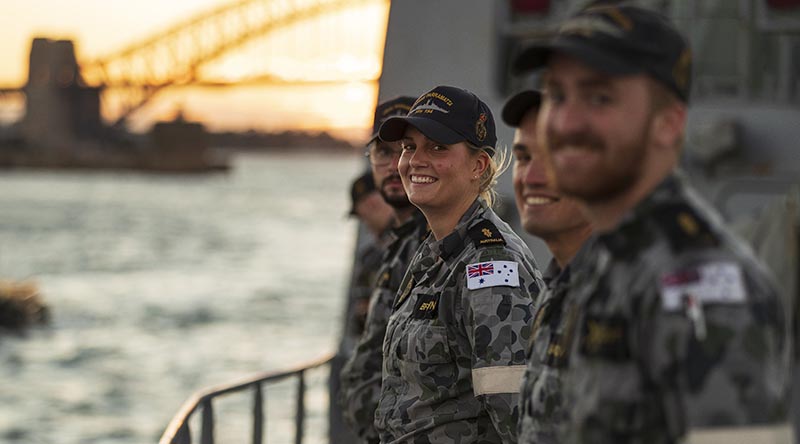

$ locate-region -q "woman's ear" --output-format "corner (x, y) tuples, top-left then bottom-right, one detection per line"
(472, 149), (490, 180)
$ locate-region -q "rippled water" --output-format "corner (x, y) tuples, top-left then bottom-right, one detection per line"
(0, 152), (362, 443)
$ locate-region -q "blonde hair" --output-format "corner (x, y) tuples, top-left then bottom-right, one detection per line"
(467, 143), (510, 208)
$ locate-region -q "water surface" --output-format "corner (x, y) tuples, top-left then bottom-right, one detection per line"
(0, 152), (362, 443)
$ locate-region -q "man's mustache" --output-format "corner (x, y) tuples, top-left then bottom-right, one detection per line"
(549, 131), (605, 152)
(382, 174), (402, 187)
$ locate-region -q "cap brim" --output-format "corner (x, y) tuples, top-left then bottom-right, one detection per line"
(513, 38), (642, 76)
(365, 131), (379, 146)
(501, 90), (542, 127)
(379, 116), (464, 145)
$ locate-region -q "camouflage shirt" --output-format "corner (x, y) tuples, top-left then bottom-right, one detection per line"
(340, 211), (429, 443)
(345, 227), (393, 346)
(376, 199), (544, 444)
(519, 173), (791, 444)
(517, 246), (593, 444)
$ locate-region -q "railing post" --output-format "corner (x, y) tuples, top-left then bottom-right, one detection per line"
(295, 371), (305, 444)
(201, 398), (214, 444)
(253, 383), (264, 444)
(159, 354), (334, 444)
(175, 422), (191, 444)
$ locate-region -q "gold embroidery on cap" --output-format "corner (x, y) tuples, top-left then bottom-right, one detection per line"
(381, 103), (411, 118)
(560, 16), (624, 38)
(476, 113), (488, 142)
(673, 48), (692, 91)
(604, 7), (633, 31)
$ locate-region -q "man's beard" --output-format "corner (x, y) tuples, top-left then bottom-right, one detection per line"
(380, 174), (412, 209)
(548, 120), (650, 203)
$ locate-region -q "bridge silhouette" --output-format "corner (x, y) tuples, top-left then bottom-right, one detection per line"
(10, 0), (386, 127)
(0, 0), (387, 171)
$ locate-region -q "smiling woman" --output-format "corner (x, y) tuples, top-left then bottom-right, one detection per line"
(0, 0), (390, 137)
(371, 85), (544, 444)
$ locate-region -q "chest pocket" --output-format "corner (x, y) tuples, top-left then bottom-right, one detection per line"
(402, 321), (452, 364)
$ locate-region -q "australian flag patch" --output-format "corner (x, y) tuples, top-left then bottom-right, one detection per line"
(466, 260), (519, 290)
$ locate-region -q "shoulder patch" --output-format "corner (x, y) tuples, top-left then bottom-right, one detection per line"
(660, 262), (746, 311)
(467, 220), (506, 249)
(466, 260), (519, 290)
(651, 203), (719, 252)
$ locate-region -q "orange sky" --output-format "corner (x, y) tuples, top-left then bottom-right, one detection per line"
(0, 0), (390, 140)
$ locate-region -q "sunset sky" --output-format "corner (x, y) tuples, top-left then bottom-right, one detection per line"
(0, 0), (390, 139)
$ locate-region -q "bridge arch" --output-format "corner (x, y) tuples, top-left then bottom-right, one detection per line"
(79, 0), (386, 126)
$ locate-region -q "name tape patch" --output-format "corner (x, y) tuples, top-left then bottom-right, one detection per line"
(660, 262), (746, 311)
(412, 294), (439, 319)
(466, 260), (519, 290)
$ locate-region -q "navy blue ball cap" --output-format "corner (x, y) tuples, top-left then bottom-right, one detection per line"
(348, 171), (376, 216)
(501, 90), (543, 127)
(513, 5), (692, 102)
(366, 96), (417, 146)
(379, 85), (497, 155)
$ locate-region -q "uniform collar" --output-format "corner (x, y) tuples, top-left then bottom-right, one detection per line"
(392, 209), (427, 238)
(542, 258), (562, 289)
(598, 172), (684, 255)
(433, 198), (487, 261)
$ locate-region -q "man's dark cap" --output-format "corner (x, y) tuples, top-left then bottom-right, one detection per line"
(501, 90), (543, 127)
(512, 5), (692, 102)
(378, 85), (498, 155)
(348, 171), (376, 216)
(367, 96), (417, 146)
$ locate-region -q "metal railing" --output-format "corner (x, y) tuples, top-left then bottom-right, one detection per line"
(159, 352), (334, 444)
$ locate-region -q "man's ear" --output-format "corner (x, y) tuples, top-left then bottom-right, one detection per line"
(652, 102), (687, 152)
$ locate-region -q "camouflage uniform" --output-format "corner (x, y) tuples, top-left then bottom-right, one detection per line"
(346, 228), (393, 342)
(519, 173), (791, 443)
(376, 199), (544, 444)
(340, 211), (429, 443)
(517, 246), (593, 444)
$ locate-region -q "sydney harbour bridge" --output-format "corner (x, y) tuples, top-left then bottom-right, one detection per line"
(0, 0), (387, 169)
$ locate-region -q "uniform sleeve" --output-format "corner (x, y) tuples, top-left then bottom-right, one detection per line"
(463, 251), (538, 443)
(338, 285), (395, 442)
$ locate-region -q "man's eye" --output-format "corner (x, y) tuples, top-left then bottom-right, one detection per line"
(402, 144), (415, 151)
(543, 89), (564, 104)
(432, 145), (446, 151)
(588, 93), (612, 106)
